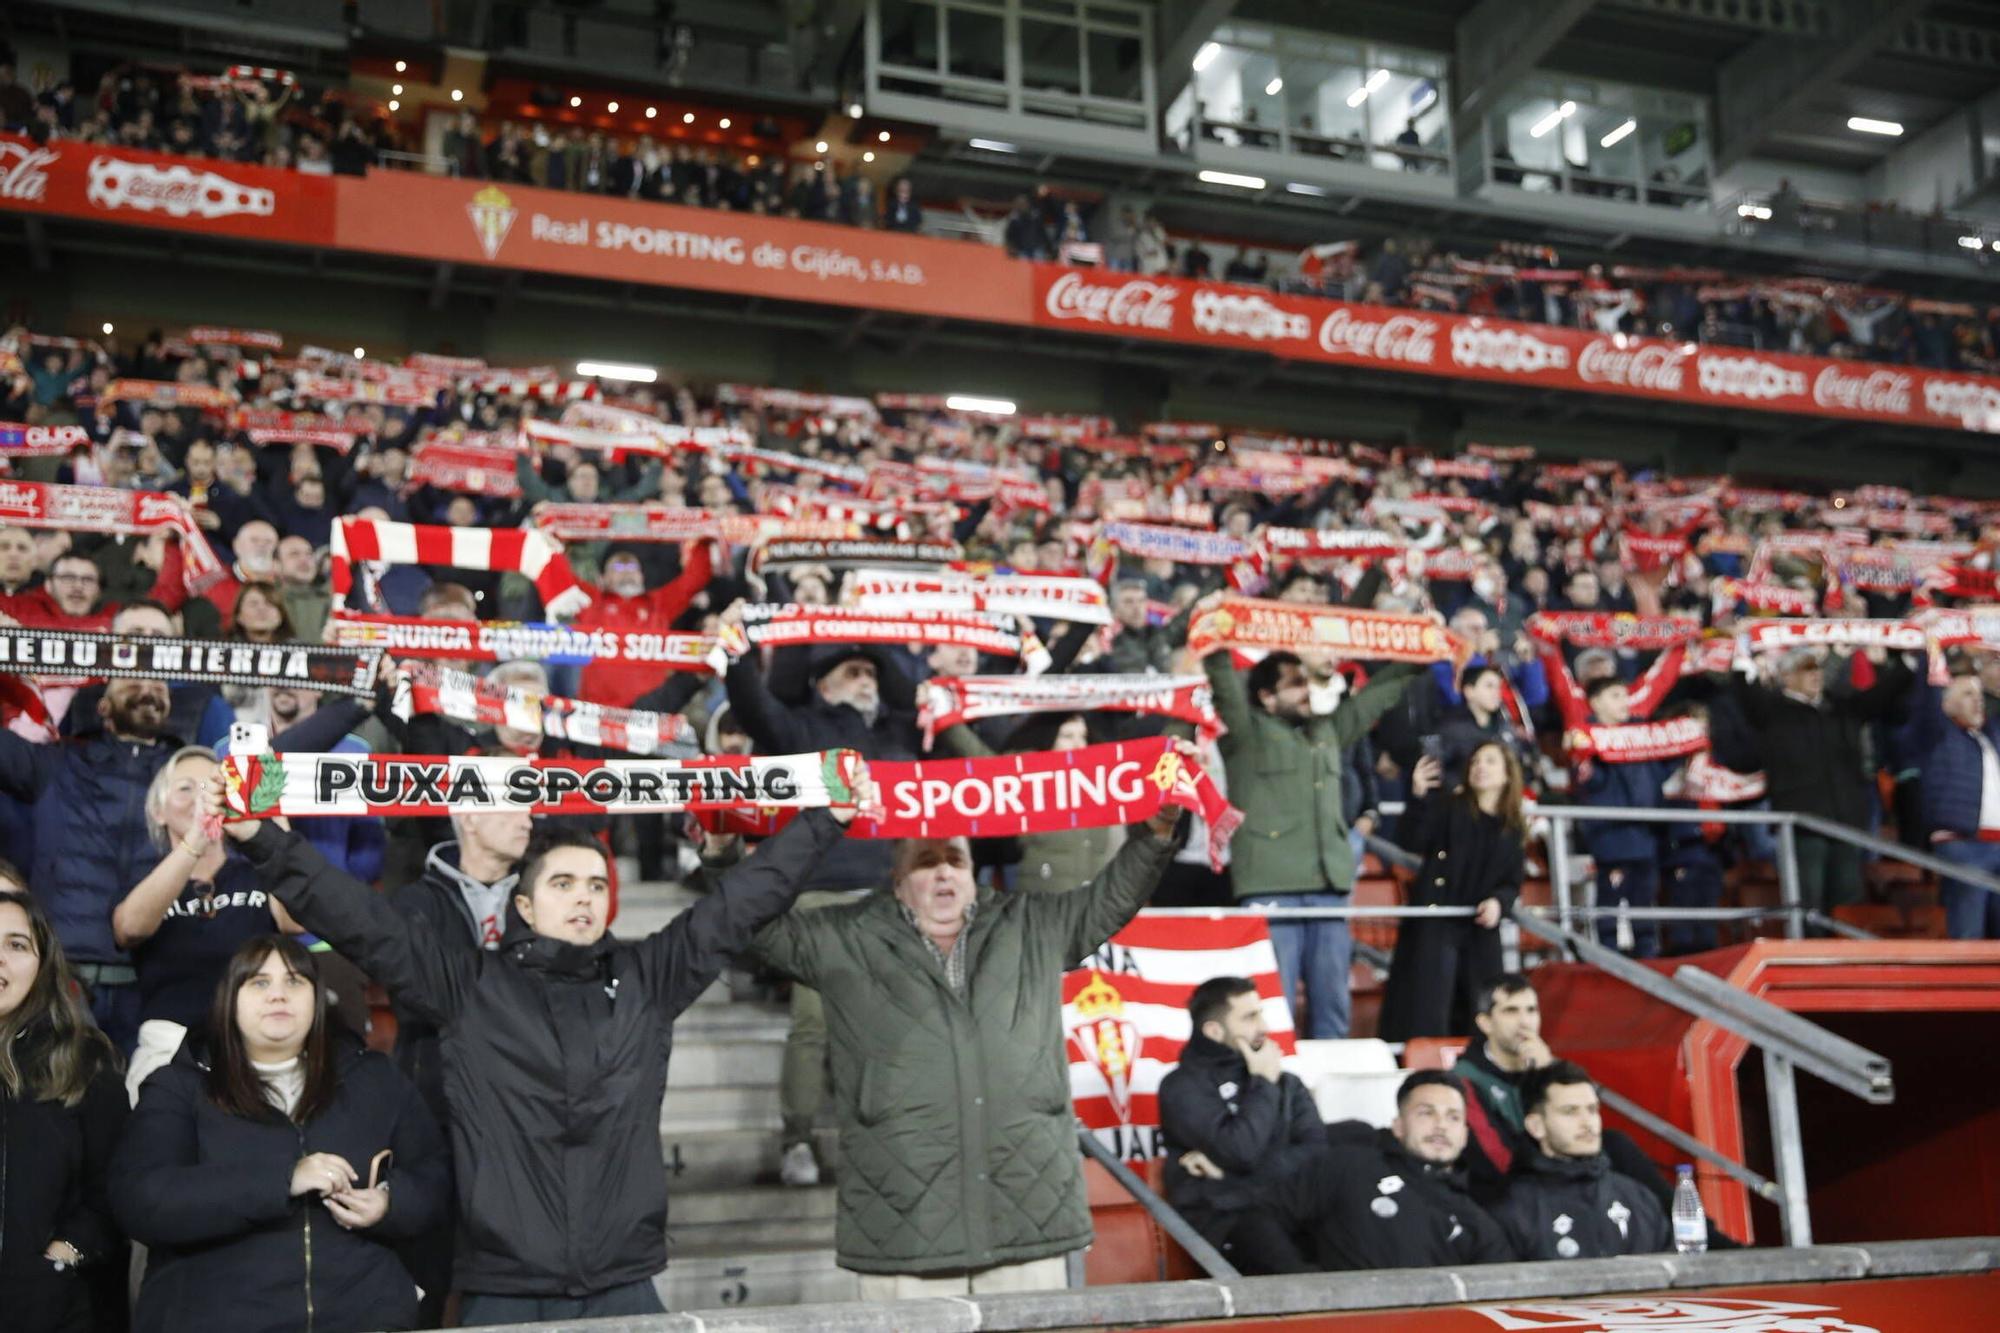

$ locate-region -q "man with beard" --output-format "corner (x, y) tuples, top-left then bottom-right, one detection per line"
(1491, 1061), (1671, 1260)
(1272, 1070), (1514, 1270)
(0, 673), (182, 1050)
(720, 602), (924, 1187)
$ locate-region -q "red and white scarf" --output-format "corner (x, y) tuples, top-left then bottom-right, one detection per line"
(1562, 715), (1708, 764)
(328, 612), (717, 668)
(1526, 612), (1702, 650)
(1671, 752), (1768, 803)
(0, 423), (90, 458)
(0, 481), (226, 593)
(843, 571), (1111, 625)
(919, 673), (1222, 746)
(221, 748), (865, 820)
(734, 604), (1025, 658)
(750, 538), (962, 574)
(1737, 618), (1925, 654)
(1712, 579), (1819, 617)
(1258, 527), (1405, 563)
(331, 518), (588, 619)
(101, 379), (238, 412)
(188, 326), (284, 351)
(531, 504), (723, 544)
(1187, 595), (1469, 667)
(408, 665), (697, 756)
(406, 441), (522, 499)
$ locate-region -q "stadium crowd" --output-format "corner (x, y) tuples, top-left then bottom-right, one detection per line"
(4, 311), (2000, 1329)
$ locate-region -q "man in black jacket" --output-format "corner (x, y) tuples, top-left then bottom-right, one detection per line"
(1491, 1060), (1671, 1261)
(1273, 1071), (1514, 1271)
(207, 774), (867, 1325)
(1159, 977), (1321, 1273)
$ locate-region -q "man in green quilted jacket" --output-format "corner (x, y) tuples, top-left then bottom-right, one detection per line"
(1203, 645), (1421, 1039)
(744, 789), (1186, 1298)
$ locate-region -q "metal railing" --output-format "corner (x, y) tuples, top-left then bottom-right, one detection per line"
(1078, 1132), (1241, 1281)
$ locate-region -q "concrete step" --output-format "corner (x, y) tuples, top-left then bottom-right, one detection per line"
(661, 1082), (783, 1133)
(671, 1212), (838, 1253)
(666, 1037), (786, 1090)
(661, 1125), (839, 1191)
(655, 1245), (859, 1311)
(674, 1185), (837, 1226)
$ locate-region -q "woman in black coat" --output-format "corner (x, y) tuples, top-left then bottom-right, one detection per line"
(0, 887), (128, 1333)
(1379, 740), (1528, 1041)
(113, 935), (450, 1333)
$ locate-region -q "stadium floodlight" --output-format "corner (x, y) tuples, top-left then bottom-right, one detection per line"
(945, 395), (1016, 415)
(646, 106), (657, 118)
(1738, 203), (1772, 220)
(863, 151), (875, 162)
(849, 101), (864, 117)
(571, 95), (582, 108)
(968, 137), (1018, 153)
(608, 101), (619, 113)
(395, 60), (407, 73)
(102, 322), (114, 335)
(879, 129), (890, 142)
(1529, 101), (1576, 138)
(1846, 116), (1902, 136)
(1198, 169), (1266, 189)
(1599, 119), (1636, 148)
(1959, 235), (1986, 250)
(388, 100), (400, 111)
(392, 84), (403, 96)
(1265, 77), (1283, 96)
(1193, 42), (1220, 72)
(353, 347), (366, 359)
(450, 89), (463, 102)
(684, 111), (695, 124)
(576, 361), (658, 384)
(815, 140), (829, 153)
(720, 117), (731, 129)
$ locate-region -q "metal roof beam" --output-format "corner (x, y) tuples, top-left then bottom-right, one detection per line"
(1453, 0), (1599, 126)
(1714, 0), (1933, 172)
(1154, 0), (1243, 113)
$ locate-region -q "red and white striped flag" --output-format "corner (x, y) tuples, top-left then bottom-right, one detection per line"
(1065, 913), (1295, 1160)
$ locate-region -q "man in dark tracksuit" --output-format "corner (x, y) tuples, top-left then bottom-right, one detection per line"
(219, 782), (860, 1325)
(1273, 1071), (1514, 1271)
(1492, 1060), (1671, 1261)
(1159, 977), (1323, 1274)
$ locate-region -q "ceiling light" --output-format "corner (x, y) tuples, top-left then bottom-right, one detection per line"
(570, 95), (582, 108)
(1847, 116), (1903, 136)
(395, 60), (407, 73)
(388, 99), (399, 111)
(1959, 234), (1986, 250)
(863, 151), (875, 162)
(946, 395), (1016, 415)
(101, 322), (114, 335)
(968, 137), (1018, 153)
(391, 83), (403, 96)
(1529, 101), (1577, 138)
(607, 100), (619, 113)
(848, 101), (864, 117)
(1738, 203), (1772, 220)
(1193, 42), (1220, 72)
(645, 106), (657, 118)
(353, 347), (366, 359)
(683, 111), (695, 124)
(1199, 169), (1266, 189)
(815, 139), (829, 153)
(1265, 77), (1283, 96)
(1285, 182), (1329, 196)
(1599, 119), (1636, 148)
(1346, 86), (1370, 108)
(1366, 69), (1390, 92)
(450, 89), (463, 102)
(878, 129), (891, 142)
(575, 360), (658, 384)
(720, 117), (731, 129)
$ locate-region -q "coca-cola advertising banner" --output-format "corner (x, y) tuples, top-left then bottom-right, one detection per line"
(1031, 263), (2000, 435)
(0, 134), (333, 244)
(330, 169), (1028, 323)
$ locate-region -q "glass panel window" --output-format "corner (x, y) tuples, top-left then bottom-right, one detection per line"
(946, 7), (1006, 82)
(1087, 28), (1144, 102)
(879, 0), (940, 69)
(1022, 18), (1083, 94)
(1193, 44), (1282, 145)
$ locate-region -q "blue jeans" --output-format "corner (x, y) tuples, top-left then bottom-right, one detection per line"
(1934, 839), (2000, 940)
(1245, 891), (1352, 1039)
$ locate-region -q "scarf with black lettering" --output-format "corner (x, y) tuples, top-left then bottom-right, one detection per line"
(919, 673), (1222, 747)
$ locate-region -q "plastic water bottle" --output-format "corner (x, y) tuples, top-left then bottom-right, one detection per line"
(1672, 1164), (1709, 1254)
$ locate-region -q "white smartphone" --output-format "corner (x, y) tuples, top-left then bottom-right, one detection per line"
(229, 720), (270, 755)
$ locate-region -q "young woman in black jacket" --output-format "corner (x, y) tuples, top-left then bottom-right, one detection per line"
(113, 935), (450, 1333)
(1379, 741), (1528, 1041)
(0, 883), (129, 1333)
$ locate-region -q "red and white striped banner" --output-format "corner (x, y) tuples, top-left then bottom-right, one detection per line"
(1065, 913), (1293, 1158)
(330, 518), (588, 618)
(408, 665), (697, 756)
(919, 672), (1221, 746)
(735, 603), (1023, 657)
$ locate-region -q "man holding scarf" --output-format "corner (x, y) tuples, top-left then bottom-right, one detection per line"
(740, 767), (1187, 1296)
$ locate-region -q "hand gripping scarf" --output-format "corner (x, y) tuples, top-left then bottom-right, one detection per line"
(1187, 595), (1470, 668)
(919, 673), (1222, 747)
(220, 748), (866, 820)
(407, 665), (699, 757)
(842, 570), (1112, 625)
(331, 518), (589, 620)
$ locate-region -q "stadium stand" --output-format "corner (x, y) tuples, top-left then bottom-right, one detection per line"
(3, 2), (2000, 1329)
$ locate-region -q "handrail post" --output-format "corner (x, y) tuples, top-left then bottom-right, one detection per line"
(1548, 814), (1574, 933)
(1764, 1050), (1814, 1246)
(1775, 820), (1805, 940)
(1076, 1131), (1241, 1281)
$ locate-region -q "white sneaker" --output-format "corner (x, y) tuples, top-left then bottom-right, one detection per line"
(780, 1140), (821, 1187)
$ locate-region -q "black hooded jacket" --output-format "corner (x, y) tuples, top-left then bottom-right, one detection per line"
(1278, 1128), (1515, 1271)
(1491, 1147), (1673, 1261)
(237, 807), (847, 1298)
(111, 1034), (450, 1333)
(1158, 1033), (1324, 1230)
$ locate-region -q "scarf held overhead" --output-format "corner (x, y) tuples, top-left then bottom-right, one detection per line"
(0, 626), (379, 697)
(329, 612), (718, 668)
(842, 570), (1112, 625)
(735, 604), (1025, 657)
(1187, 595), (1469, 667)
(919, 673), (1222, 746)
(220, 749), (865, 819)
(0, 481), (226, 593)
(331, 517), (589, 619)
(407, 665), (699, 757)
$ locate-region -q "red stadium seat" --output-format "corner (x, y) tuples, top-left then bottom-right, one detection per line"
(1081, 1156), (1204, 1285)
